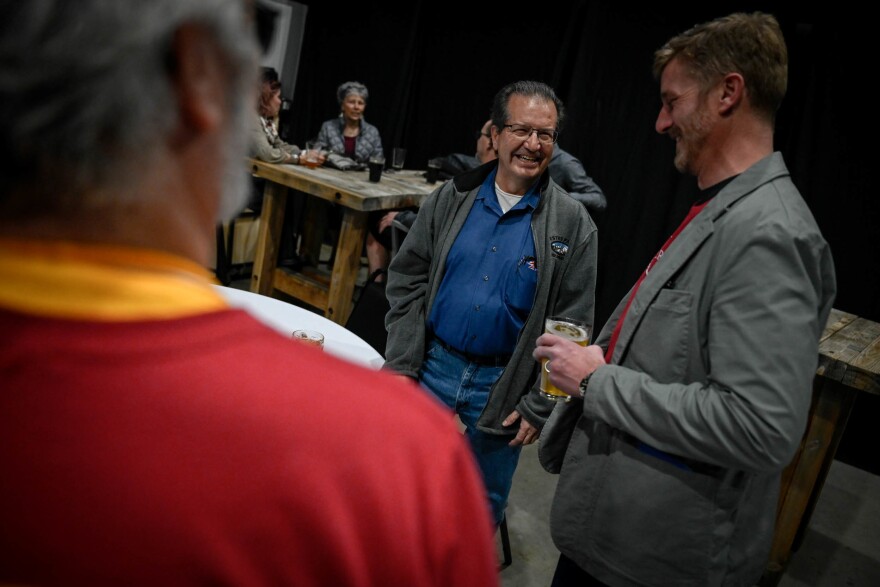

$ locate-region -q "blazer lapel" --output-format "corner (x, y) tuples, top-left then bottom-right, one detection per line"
(609, 153), (790, 365)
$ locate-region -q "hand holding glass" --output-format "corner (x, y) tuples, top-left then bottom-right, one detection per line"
(539, 317), (591, 401)
(302, 142), (325, 168)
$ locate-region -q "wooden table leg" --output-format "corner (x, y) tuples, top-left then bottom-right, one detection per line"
(759, 376), (858, 586)
(300, 197), (330, 267)
(325, 208), (367, 324)
(250, 181), (287, 295)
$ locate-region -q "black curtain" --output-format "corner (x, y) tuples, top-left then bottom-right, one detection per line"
(288, 1), (876, 328)
(286, 1), (877, 473)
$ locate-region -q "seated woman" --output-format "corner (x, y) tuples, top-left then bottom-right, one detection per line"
(315, 81), (383, 163)
(250, 74), (325, 265)
(315, 81), (394, 280)
(251, 77), (325, 167)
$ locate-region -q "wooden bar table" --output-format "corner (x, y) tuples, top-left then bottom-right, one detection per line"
(248, 159), (439, 324)
(760, 308), (880, 585)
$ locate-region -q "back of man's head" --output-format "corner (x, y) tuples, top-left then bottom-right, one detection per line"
(0, 0), (258, 223)
(653, 12), (788, 124)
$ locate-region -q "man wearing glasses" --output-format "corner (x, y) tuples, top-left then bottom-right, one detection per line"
(385, 80), (598, 526)
(443, 119), (607, 214)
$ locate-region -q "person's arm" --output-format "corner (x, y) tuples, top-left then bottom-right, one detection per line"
(250, 119), (300, 164)
(383, 190), (442, 377)
(440, 153), (480, 177)
(549, 152), (607, 212)
(314, 122), (332, 152)
(362, 123), (384, 161)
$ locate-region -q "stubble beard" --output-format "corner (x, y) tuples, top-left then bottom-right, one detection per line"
(673, 103), (713, 176)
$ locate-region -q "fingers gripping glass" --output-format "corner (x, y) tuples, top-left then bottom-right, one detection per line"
(502, 124), (559, 144)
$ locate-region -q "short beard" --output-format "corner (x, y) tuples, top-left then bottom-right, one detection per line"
(673, 100), (712, 175)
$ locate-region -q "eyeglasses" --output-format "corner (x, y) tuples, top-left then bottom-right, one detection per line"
(502, 124), (559, 144)
(474, 130), (492, 140)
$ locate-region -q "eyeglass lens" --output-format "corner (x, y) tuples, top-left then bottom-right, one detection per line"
(504, 124), (557, 144)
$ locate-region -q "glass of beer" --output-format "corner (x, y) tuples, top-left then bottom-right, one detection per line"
(292, 329), (324, 350)
(539, 316), (591, 401)
(302, 142), (324, 169)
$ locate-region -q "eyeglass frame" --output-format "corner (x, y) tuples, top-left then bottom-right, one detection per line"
(474, 130), (492, 140)
(501, 124), (559, 144)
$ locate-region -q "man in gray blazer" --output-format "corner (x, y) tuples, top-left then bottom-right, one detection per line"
(533, 12), (837, 587)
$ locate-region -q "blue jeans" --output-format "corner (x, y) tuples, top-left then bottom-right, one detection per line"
(419, 339), (522, 525)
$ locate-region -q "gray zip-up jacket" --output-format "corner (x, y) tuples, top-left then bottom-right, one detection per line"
(384, 161), (598, 433)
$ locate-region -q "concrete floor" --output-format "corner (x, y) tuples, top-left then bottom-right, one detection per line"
(498, 444), (880, 586)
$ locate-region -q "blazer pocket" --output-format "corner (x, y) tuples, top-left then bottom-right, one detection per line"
(627, 288), (692, 383)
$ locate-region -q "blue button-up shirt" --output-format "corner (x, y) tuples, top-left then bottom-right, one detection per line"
(428, 169), (539, 356)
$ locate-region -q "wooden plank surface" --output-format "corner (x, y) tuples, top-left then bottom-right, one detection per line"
(249, 159), (438, 212)
(817, 312), (880, 394)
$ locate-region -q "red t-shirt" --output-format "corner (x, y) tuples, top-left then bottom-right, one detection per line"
(0, 308), (499, 586)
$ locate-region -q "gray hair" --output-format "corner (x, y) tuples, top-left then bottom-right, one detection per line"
(490, 80), (565, 136)
(0, 0), (258, 218)
(336, 81), (369, 105)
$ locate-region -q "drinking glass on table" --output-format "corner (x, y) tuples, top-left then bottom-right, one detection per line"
(539, 316), (591, 401)
(292, 329), (324, 349)
(302, 141), (325, 169)
(391, 147), (406, 171)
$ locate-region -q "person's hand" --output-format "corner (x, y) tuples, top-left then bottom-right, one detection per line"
(533, 334), (605, 397)
(503, 409), (539, 446)
(378, 211), (399, 233)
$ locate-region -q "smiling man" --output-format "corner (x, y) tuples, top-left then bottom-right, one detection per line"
(534, 13), (837, 586)
(385, 81), (598, 527)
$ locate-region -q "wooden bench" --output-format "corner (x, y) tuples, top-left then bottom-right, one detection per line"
(760, 308), (880, 585)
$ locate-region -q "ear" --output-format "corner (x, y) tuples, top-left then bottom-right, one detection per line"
(169, 24), (228, 139)
(718, 72), (745, 115)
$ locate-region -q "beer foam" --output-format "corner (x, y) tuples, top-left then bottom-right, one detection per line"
(547, 320), (589, 342)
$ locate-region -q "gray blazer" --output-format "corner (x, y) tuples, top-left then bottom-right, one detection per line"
(540, 153), (837, 586)
(385, 162), (598, 433)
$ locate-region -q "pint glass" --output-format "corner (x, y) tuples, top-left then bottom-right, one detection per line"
(539, 316), (591, 401)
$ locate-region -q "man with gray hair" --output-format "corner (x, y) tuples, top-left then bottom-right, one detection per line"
(0, 1), (499, 584)
(534, 12), (836, 586)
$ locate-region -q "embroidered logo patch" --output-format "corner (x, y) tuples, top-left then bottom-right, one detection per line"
(550, 238), (570, 259)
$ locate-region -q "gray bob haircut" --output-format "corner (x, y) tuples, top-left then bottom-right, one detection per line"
(0, 0), (258, 217)
(336, 81), (369, 105)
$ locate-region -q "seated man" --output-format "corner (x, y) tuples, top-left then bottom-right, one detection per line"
(0, 1), (499, 585)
